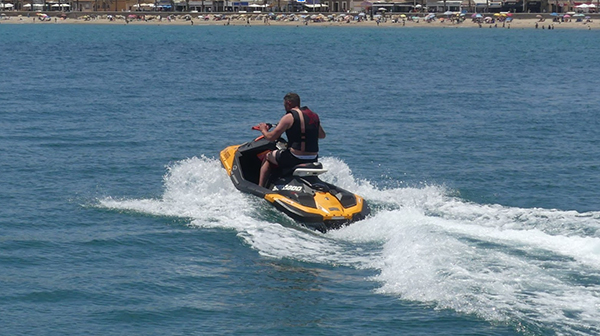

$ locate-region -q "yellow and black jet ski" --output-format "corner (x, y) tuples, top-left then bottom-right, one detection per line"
(219, 129), (369, 233)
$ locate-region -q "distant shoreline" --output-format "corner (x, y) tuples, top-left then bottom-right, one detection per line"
(1, 11), (598, 30)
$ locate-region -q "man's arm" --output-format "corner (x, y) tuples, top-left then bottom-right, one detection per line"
(259, 114), (293, 141)
(318, 125), (326, 139)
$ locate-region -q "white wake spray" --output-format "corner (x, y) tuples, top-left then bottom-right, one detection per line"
(98, 155), (600, 335)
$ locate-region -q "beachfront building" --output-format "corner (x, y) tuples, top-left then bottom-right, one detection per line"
(426, 0), (462, 11)
(467, 0), (550, 13)
(339, 0), (462, 12)
(8, 0), (78, 11)
(315, 0), (349, 12)
(361, 1), (415, 12)
(472, 0), (502, 12)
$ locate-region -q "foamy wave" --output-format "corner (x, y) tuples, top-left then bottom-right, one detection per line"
(98, 155), (600, 334)
(99, 156), (249, 221)
(331, 193), (600, 334)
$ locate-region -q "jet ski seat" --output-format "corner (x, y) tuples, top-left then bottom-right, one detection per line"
(291, 162), (328, 177)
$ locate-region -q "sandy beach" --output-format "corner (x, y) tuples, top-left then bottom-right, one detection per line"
(1, 12), (598, 30)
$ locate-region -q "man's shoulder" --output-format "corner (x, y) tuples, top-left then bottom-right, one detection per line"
(279, 113), (294, 125)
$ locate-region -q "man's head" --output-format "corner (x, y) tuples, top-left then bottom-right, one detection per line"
(284, 92), (301, 111)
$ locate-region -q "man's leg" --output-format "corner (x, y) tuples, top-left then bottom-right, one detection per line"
(258, 151), (277, 188)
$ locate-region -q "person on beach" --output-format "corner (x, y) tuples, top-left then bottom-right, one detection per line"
(257, 93), (326, 188)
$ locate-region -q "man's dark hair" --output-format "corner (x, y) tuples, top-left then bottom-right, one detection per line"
(284, 93), (301, 108)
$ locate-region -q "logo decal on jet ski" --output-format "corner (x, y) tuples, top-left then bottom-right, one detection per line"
(274, 185), (303, 192)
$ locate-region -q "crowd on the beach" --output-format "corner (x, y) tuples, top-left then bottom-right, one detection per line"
(1, 10), (598, 29)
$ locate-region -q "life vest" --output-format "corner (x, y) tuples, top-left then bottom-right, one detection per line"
(286, 106), (320, 153)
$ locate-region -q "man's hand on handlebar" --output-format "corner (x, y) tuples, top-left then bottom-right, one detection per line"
(252, 123), (273, 132)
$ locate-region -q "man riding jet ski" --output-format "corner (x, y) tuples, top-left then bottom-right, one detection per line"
(256, 92), (325, 188)
(219, 93), (369, 232)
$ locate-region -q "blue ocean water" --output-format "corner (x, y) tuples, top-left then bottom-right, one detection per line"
(2, 23), (600, 335)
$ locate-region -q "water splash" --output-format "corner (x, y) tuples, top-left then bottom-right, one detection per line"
(98, 156), (600, 335)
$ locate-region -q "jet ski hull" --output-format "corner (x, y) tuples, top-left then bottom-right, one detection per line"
(220, 137), (369, 232)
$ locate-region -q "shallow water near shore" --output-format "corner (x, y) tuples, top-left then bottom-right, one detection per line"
(2, 24), (600, 335)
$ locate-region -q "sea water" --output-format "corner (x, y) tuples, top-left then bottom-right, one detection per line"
(2, 24), (600, 335)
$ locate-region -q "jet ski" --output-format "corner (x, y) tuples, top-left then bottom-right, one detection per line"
(219, 127), (369, 233)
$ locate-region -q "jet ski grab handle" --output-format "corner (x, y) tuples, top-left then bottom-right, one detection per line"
(293, 167), (328, 177)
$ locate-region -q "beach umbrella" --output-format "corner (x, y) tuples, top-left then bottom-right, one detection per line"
(400, 14), (406, 18)
(550, 12), (558, 16)
(378, 7), (387, 11)
(535, 14), (543, 18)
(475, 13), (483, 18)
(564, 14), (571, 18)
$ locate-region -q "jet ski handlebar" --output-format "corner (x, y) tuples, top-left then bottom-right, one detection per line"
(251, 123), (275, 131)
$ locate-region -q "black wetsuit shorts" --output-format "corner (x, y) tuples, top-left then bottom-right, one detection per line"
(275, 149), (317, 169)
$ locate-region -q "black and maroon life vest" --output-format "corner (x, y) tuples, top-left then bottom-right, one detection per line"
(285, 106), (320, 153)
